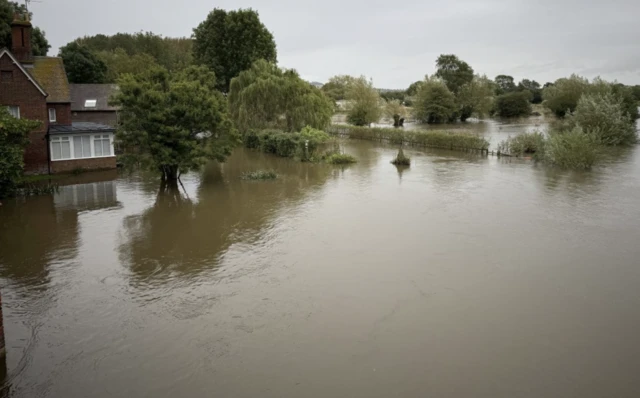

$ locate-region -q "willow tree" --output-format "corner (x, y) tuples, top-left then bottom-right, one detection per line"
(346, 76), (382, 126)
(112, 65), (238, 181)
(228, 59), (333, 132)
(457, 75), (495, 121)
(413, 76), (457, 124)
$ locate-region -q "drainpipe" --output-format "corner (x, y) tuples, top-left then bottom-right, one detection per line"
(46, 124), (51, 175)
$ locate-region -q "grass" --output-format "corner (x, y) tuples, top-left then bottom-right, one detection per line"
(325, 153), (357, 165)
(18, 173), (65, 183)
(327, 125), (489, 152)
(241, 170), (279, 180)
(391, 147), (411, 166)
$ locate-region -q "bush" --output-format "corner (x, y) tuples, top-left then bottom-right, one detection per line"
(544, 128), (599, 170)
(494, 91), (532, 117)
(413, 78), (457, 124)
(346, 77), (382, 126)
(570, 93), (637, 146)
(391, 148), (411, 165)
(241, 170), (278, 180)
(244, 128), (333, 161)
(327, 125), (489, 152)
(0, 109), (41, 198)
(497, 132), (546, 157)
(542, 74), (590, 117)
(325, 153), (357, 165)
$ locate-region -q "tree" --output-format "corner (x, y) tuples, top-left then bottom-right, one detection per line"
(413, 77), (457, 124)
(193, 8), (277, 92)
(435, 54), (474, 95)
(0, 1), (50, 55)
(384, 100), (407, 127)
(112, 65), (238, 181)
(494, 91), (532, 117)
(321, 75), (357, 102)
(228, 60), (333, 132)
(457, 75), (495, 121)
(569, 93), (636, 146)
(542, 74), (590, 117)
(518, 79), (542, 104)
(406, 80), (424, 97)
(631, 85), (640, 103)
(59, 42), (108, 83)
(495, 75), (516, 95)
(346, 76), (382, 126)
(0, 108), (40, 198)
(97, 48), (160, 82)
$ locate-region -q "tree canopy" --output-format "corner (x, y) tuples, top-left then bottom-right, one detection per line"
(435, 54), (474, 95)
(494, 75), (516, 95)
(457, 75), (495, 121)
(228, 60), (333, 132)
(346, 76), (382, 126)
(494, 91), (532, 117)
(112, 65), (238, 181)
(321, 75), (357, 102)
(0, 108), (40, 198)
(414, 77), (457, 124)
(193, 8), (277, 92)
(0, 1), (50, 55)
(59, 42), (108, 84)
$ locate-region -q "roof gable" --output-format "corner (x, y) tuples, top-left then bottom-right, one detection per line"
(0, 48), (48, 97)
(30, 57), (71, 103)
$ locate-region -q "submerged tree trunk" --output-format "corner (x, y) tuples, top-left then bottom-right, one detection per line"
(160, 165), (180, 181)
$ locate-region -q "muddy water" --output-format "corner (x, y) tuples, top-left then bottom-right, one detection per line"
(1, 140), (640, 397)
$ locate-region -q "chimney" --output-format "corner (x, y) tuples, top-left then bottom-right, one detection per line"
(11, 12), (33, 64)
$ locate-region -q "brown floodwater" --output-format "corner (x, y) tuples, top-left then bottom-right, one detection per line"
(1, 129), (640, 397)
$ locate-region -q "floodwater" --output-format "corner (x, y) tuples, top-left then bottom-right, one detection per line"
(1, 122), (640, 397)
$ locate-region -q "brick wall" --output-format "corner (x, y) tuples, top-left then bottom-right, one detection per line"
(0, 53), (49, 174)
(49, 103), (72, 125)
(50, 156), (117, 174)
(71, 111), (118, 127)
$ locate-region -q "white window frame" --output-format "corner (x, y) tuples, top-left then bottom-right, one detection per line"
(50, 133), (114, 161)
(73, 135), (92, 159)
(6, 106), (20, 119)
(50, 136), (72, 160)
(48, 107), (56, 122)
(93, 134), (113, 158)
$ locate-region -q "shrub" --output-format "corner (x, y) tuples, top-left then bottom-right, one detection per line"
(497, 132), (546, 157)
(241, 170), (278, 180)
(244, 128), (333, 161)
(325, 153), (357, 165)
(570, 93), (637, 146)
(299, 125), (331, 142)
(346, 77), (382, 126)
(413, 77), (457, 124)
(0, 109), (41, 198)
(544, 128), (599, 170)
(494, 91), (532, 117)
(542, 74), (590, 117)
(391, 148), (411, 166)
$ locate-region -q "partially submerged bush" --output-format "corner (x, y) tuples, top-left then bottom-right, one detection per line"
(497, 132), (546, 157)
(544, 128), (599, 170)
(494, 91), (532, 117)
(569, 93), (637, 146)
(542, 74), (590, 117)
(244, 128), (333, 161)
(325, 153), (357, 165)
(391, 148), (411, 166)
(241, 170), (278, 180)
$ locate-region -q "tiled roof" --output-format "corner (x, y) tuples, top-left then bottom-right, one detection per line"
(50, 122), (115, 135)
(29, 57), (71, 103)
(70, 84), (119, 111)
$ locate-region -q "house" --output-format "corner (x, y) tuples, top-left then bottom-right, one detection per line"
(70, 84), (119, 126)
(0, 13), (116, 174)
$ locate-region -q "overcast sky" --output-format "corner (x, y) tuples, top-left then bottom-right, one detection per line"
(31, 0), (640, 88)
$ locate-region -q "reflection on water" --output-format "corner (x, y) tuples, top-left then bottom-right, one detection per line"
(1, 140), (640, 397)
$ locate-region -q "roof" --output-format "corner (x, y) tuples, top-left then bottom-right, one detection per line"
(49, 122), (115, 135)
(29, 57), (71, 103)
(70, 84), (119, 111)
(0, 48), (48, 97)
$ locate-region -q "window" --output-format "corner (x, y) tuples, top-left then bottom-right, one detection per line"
(49, 108), (56, 122)
(84, 99), (97, 108)
(73, 135), (91, 158)
(6, 106), (20, 119)
(1, 70), (13, 82)
(94, 135), (112, 157)
(51, 136), (71, 160)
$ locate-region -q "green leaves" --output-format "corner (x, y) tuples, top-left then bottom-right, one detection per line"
(59, 42), (108, 83)
(0, 108), (41, 198)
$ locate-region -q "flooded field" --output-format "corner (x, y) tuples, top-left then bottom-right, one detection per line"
(1, 130), (640, 397)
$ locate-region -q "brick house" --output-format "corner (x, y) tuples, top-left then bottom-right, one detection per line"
(0, 14), (116, 174)
(70, 84), (119, 127)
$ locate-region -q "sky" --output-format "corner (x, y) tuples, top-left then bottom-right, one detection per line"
(29, 0), (640, 88)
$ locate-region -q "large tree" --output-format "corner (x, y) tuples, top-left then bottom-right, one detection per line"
(59, 42), (108, 83)
(413, 77), (457, 124)
(97, 48), (160, 82)
(494, 75), (516, 95)
(193, 8), (277, 92)
(0, 108), (40, 198)
(346, 76), (382, 126)
(542, 74), (590, 117)
(0, 1), (50, 55)
(321, 75), (357, 102)
(517, 79), (542, 103)
(112, 65), (238, 181)
(435, 54), (474, 95)
(457, 75), (495, 121)
(228, 59), (333, 132)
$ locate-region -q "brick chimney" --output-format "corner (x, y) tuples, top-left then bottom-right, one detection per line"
(11, 12), (33, 64)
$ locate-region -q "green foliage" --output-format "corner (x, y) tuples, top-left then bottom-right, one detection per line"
(112, 65), (238, 180)
(391, 147), (411, 166)
(97, 48), (160, 82)
(544, 128), (599, 170)
(241, 170), (278, 180)
(0, 108), (41, 198)
(244, 129), (332, 161)
(384, 99), (407, 121)
(497, 132), (546, 157)
(59, 42), (108, 83)
(568, 93), (637, 146)
(0, 1), (50, 55)
(518, 79), (543, 104)
(494, 75), (516, 95)
(327, 125), (490, 152)
(435, 54), (474, 94)
(542, 74), (590, 117)
(379, 90), (406, 103)
(299, 125), (331, 142)
(321, 75), (357, 102)
(228, 60), (333, 132)
(193, 8), (277, 92)
(406, 81), (424, 97)
(631, 85), (640, 103)
(457, 75), (495, 121)
(346, 77), (382, 126)
(495, 91), (532, 117)
(413, 77), (457, 124)
(326, 153), (357, 165)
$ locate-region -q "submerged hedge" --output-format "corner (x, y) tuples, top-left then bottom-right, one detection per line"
(244, 128), (332, 161)
(327, 125), (489, 152)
